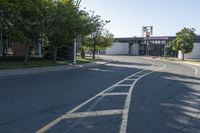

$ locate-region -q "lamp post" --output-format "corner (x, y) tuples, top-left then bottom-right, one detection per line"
(72, 0), (82, 65)
(102, 20), (111, 31)
(76, 0), (82, 7)
(164, 45), (170, 59)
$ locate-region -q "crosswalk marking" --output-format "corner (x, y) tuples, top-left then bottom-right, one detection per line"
(115, 84), (132, 87)
(36, 62), (169, 133)
(63, 109), (124, 119)
(125, 79), (136, 81)
(101, 93), (129, 96)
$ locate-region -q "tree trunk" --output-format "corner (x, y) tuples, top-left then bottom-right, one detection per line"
(24, 45), (30, 66)
(92, 43), (96, 60)
(182, 51), (185, 61)
(53, 46), (57, 63)
(2, 46), (6, 58)
(81, 49), (85, 58)
(2, 42), (8, 58)
(28, 46), (32, 62)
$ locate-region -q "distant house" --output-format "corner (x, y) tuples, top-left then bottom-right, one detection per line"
(0, 33), (43, 58)
(105, 36), (200, 59)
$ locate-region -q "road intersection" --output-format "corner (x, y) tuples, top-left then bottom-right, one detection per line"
(0, 56), (199, 133)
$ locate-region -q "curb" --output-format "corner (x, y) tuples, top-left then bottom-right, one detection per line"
(140, 56), (200, 67)
(0, 61), (109, 78)
(181, 61), (200, 67)
(160, 59), (200, 67)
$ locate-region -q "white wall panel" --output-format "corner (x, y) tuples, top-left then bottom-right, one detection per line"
(106, 43), (129, 55)
(178, 43), (200, 59)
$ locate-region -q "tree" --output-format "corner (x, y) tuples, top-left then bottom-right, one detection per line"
(91, 17), (104, 60)
(81, 29), (113, 58)
(1, 0), (111, 63)
(85, 13), (111, 59)
(19, 0), (45, 64)
(44, 0), (97, 63)
(44, 0), (72, 62)
(0, 0), (21, 57)
(44, 0), (89, 63)
(0, 0), (19, 33)
(1, 0), (45, 65)
(96, 30), (114, 50)
(170, 28), (196, 60)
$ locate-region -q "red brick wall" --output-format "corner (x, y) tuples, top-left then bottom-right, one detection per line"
(12, 43), (26, 57)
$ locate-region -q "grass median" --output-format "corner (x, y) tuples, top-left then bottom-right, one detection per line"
(0, 56), (102, 70)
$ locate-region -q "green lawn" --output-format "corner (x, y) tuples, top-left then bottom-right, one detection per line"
(0, 56), (102, 70)
(0, 60), (65, 69)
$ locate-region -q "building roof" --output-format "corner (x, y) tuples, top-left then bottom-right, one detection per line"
(114, 36), (200, 43)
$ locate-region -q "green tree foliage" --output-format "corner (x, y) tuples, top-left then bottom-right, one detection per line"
(170, 28), (196, 60)
(44, 0), (75, 63)
(81, 13), (113, 59)
(96, 30), (114, 50)
(82, 29), (113, 59)
(0, 0), (19, 57)
(1, 0), (45, 65)
(44, 0), (94, 62)
(0, 0), (18, 34)
(1, 0), (110, 64)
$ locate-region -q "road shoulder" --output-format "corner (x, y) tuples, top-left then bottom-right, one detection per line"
(0, 61), (108, 78)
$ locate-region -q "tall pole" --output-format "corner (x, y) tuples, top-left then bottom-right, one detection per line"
(0, 33), (2, 56)
(73, 0), (82, 64)
(146, 39), (149, 56)
(73, 38), (77, 64)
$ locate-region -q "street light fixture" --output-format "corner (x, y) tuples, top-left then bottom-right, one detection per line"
(76, 0), (82, 7)
(100, 20), (111, 33)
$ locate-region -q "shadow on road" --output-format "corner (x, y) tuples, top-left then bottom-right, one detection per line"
(1, 60), (199, 133)
(129, 70), (200, 133)
(0, 61), (149, 133)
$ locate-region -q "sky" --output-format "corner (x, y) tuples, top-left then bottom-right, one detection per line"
(80, 0), (200, 37)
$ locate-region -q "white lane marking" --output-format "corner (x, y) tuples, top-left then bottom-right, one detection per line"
(88, 68), (110, 72)
(63, 109), (124, 119)
(101, 93), (129, 96)
(36, 109), (123, 133)
(36, 62), (155, 133)
(183, 64), (198, 78)
(68, 64), (154, 114)
(125, 79), (136, 81)
(119, 63), (167, 133)
(133, 75), (143, 77)
(115, 84), (132, 87)
(162, 60), (199, 78)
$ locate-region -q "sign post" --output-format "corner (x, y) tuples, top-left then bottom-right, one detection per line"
(73, 35), (82, 65)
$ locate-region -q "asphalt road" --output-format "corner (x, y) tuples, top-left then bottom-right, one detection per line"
(0, 56), (200, 133)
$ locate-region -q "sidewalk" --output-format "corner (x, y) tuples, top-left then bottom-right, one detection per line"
(160, 58), (200, 67)
(181, 61), (200, 67)
(140, 56), (200, 67)
(0, 61), (108, 78)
